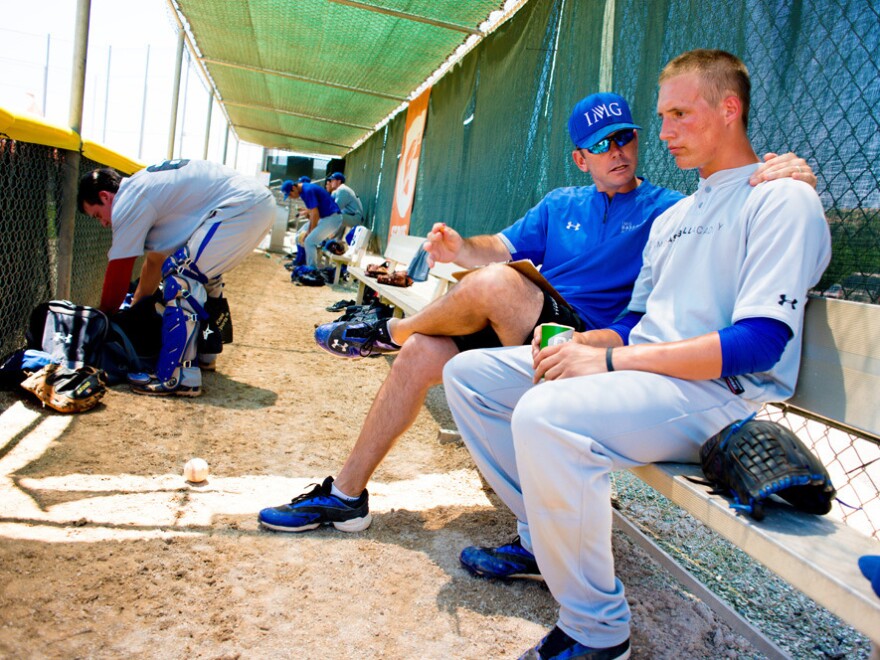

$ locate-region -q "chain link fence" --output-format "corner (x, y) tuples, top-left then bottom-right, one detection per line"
(0, 138), (59, 357)
(0, 139), (118, 358)
(69, 156), (115, 304)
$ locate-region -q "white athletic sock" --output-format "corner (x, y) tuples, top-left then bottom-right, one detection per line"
(384, 319), (402, 347)
(331, 482), (359, 502)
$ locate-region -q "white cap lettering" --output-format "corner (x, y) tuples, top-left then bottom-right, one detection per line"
(583, 102), (623, 126)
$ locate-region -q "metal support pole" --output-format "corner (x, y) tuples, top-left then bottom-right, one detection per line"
(102, 44), (112, 143)
(221, 122), (230, 165)
(178, 56), (190, 158)
(166, 27), (185, 159)
(42, 34), (50, 117)
(599, 0), (616, 91)
(138, 45), (150, 159)
(203, 89), (213, 159)
(55, 0), (91, 300)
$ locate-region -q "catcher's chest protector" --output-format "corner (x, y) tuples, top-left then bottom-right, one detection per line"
(26, 301), (110, 369)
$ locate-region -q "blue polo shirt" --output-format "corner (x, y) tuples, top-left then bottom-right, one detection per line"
(300, 182), (341, 218)
(499, 180), (683, 328)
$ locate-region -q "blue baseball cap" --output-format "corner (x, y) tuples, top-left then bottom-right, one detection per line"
(298, 176), (311, 183)
(568, 92), (640, 150)
(329, 172), (345, 182)
(280, 180), (295, 199)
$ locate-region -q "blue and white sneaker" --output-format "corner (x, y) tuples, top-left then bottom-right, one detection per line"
(129, 374), (202, 397)
(519, 627), (630, 660)
(314, 318), (401, 359)
(459, 536), (543, 581)
(258, 476), (372, 532)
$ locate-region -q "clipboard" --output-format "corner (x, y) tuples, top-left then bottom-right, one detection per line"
(451, 259), (569, 308)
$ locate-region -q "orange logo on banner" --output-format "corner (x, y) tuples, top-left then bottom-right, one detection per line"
(388, 86), (431, 240)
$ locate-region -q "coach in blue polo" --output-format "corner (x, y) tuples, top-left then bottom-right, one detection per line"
(282, 178), (343, 267)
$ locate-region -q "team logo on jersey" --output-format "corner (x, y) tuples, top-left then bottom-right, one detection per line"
(566, 221), (581, 231)
(658, 222), (724, 247)
(778, 295), (798, 309)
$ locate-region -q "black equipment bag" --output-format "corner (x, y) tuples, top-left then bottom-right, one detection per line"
(26, 300), (109, 369)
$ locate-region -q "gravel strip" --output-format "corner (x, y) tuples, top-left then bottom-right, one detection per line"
(611, 470), (873, 659)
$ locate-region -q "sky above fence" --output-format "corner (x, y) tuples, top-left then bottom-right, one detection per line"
(0, 0), (265, 175)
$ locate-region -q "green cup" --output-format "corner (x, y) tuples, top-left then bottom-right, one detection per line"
(540, 323), (574, 348)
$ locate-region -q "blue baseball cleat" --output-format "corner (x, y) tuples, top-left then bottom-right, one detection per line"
(459, 536), (543, 581)
(519, 627), (630, 660)
(314, 318), (400, 359)
(258, 476), (372, 533)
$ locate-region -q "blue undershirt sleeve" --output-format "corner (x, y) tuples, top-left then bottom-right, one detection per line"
(606, 311), (643, 345)
(719, 317), (793, 377)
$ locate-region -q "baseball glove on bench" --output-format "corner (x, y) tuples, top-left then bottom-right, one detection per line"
(699, 417), (836, 521)
(20, 364), (107, 414)
(376, 271), (413, 287)
(365, 261), (390, 278)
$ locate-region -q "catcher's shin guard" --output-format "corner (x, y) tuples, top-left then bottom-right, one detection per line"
(155, 274), (207, 387)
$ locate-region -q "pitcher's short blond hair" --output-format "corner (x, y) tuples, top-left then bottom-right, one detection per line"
(659, 49), (751, 129)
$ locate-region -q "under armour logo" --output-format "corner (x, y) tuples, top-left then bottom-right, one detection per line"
(53, 331), (73, 344)
(332, 339), (349, 352)
(778, 295), (798, 309)
(202, 326), (215, 340)
(566, 222), (581, 231)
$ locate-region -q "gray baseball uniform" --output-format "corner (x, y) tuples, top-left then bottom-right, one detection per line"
(443, 163), (831, 649)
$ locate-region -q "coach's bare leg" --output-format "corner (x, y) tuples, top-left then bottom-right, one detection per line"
(387, 264), (543, 346)
(333, 334), (459, 496)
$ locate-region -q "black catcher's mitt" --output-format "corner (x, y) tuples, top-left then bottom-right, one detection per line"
(20, 364), (107, 414)
(700, 417), (836, 520)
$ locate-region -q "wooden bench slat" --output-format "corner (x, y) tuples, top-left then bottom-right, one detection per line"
(383, 234), (426, 267)
(347, 236), (464, 317)
(789, 297), (880, 439)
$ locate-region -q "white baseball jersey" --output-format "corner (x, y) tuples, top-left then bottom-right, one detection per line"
(332, 183), (363, 217)
(628, 163), (831, 402)
(108, 159), (273, 261)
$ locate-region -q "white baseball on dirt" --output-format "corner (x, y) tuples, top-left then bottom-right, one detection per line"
(183, 458), (209, 483)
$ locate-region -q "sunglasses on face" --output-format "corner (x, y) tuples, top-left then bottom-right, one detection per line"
(584, 129), (636, 155)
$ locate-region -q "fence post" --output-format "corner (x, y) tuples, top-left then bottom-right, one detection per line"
(203, 90), (213, 159)
(599, 0), (615, 91)
(167, 27), (185, 160)
(222, 122), (230, 165)
(55, 0), (91, 300)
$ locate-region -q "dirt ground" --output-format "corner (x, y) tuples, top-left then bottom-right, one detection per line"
(0, 249), (760, 659)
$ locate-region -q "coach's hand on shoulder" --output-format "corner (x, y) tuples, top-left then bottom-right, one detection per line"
(750, 152), (817, 188)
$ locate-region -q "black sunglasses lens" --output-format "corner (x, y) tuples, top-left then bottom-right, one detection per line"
(586, 129), (635, 154)
(613, 130), (635, 146)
